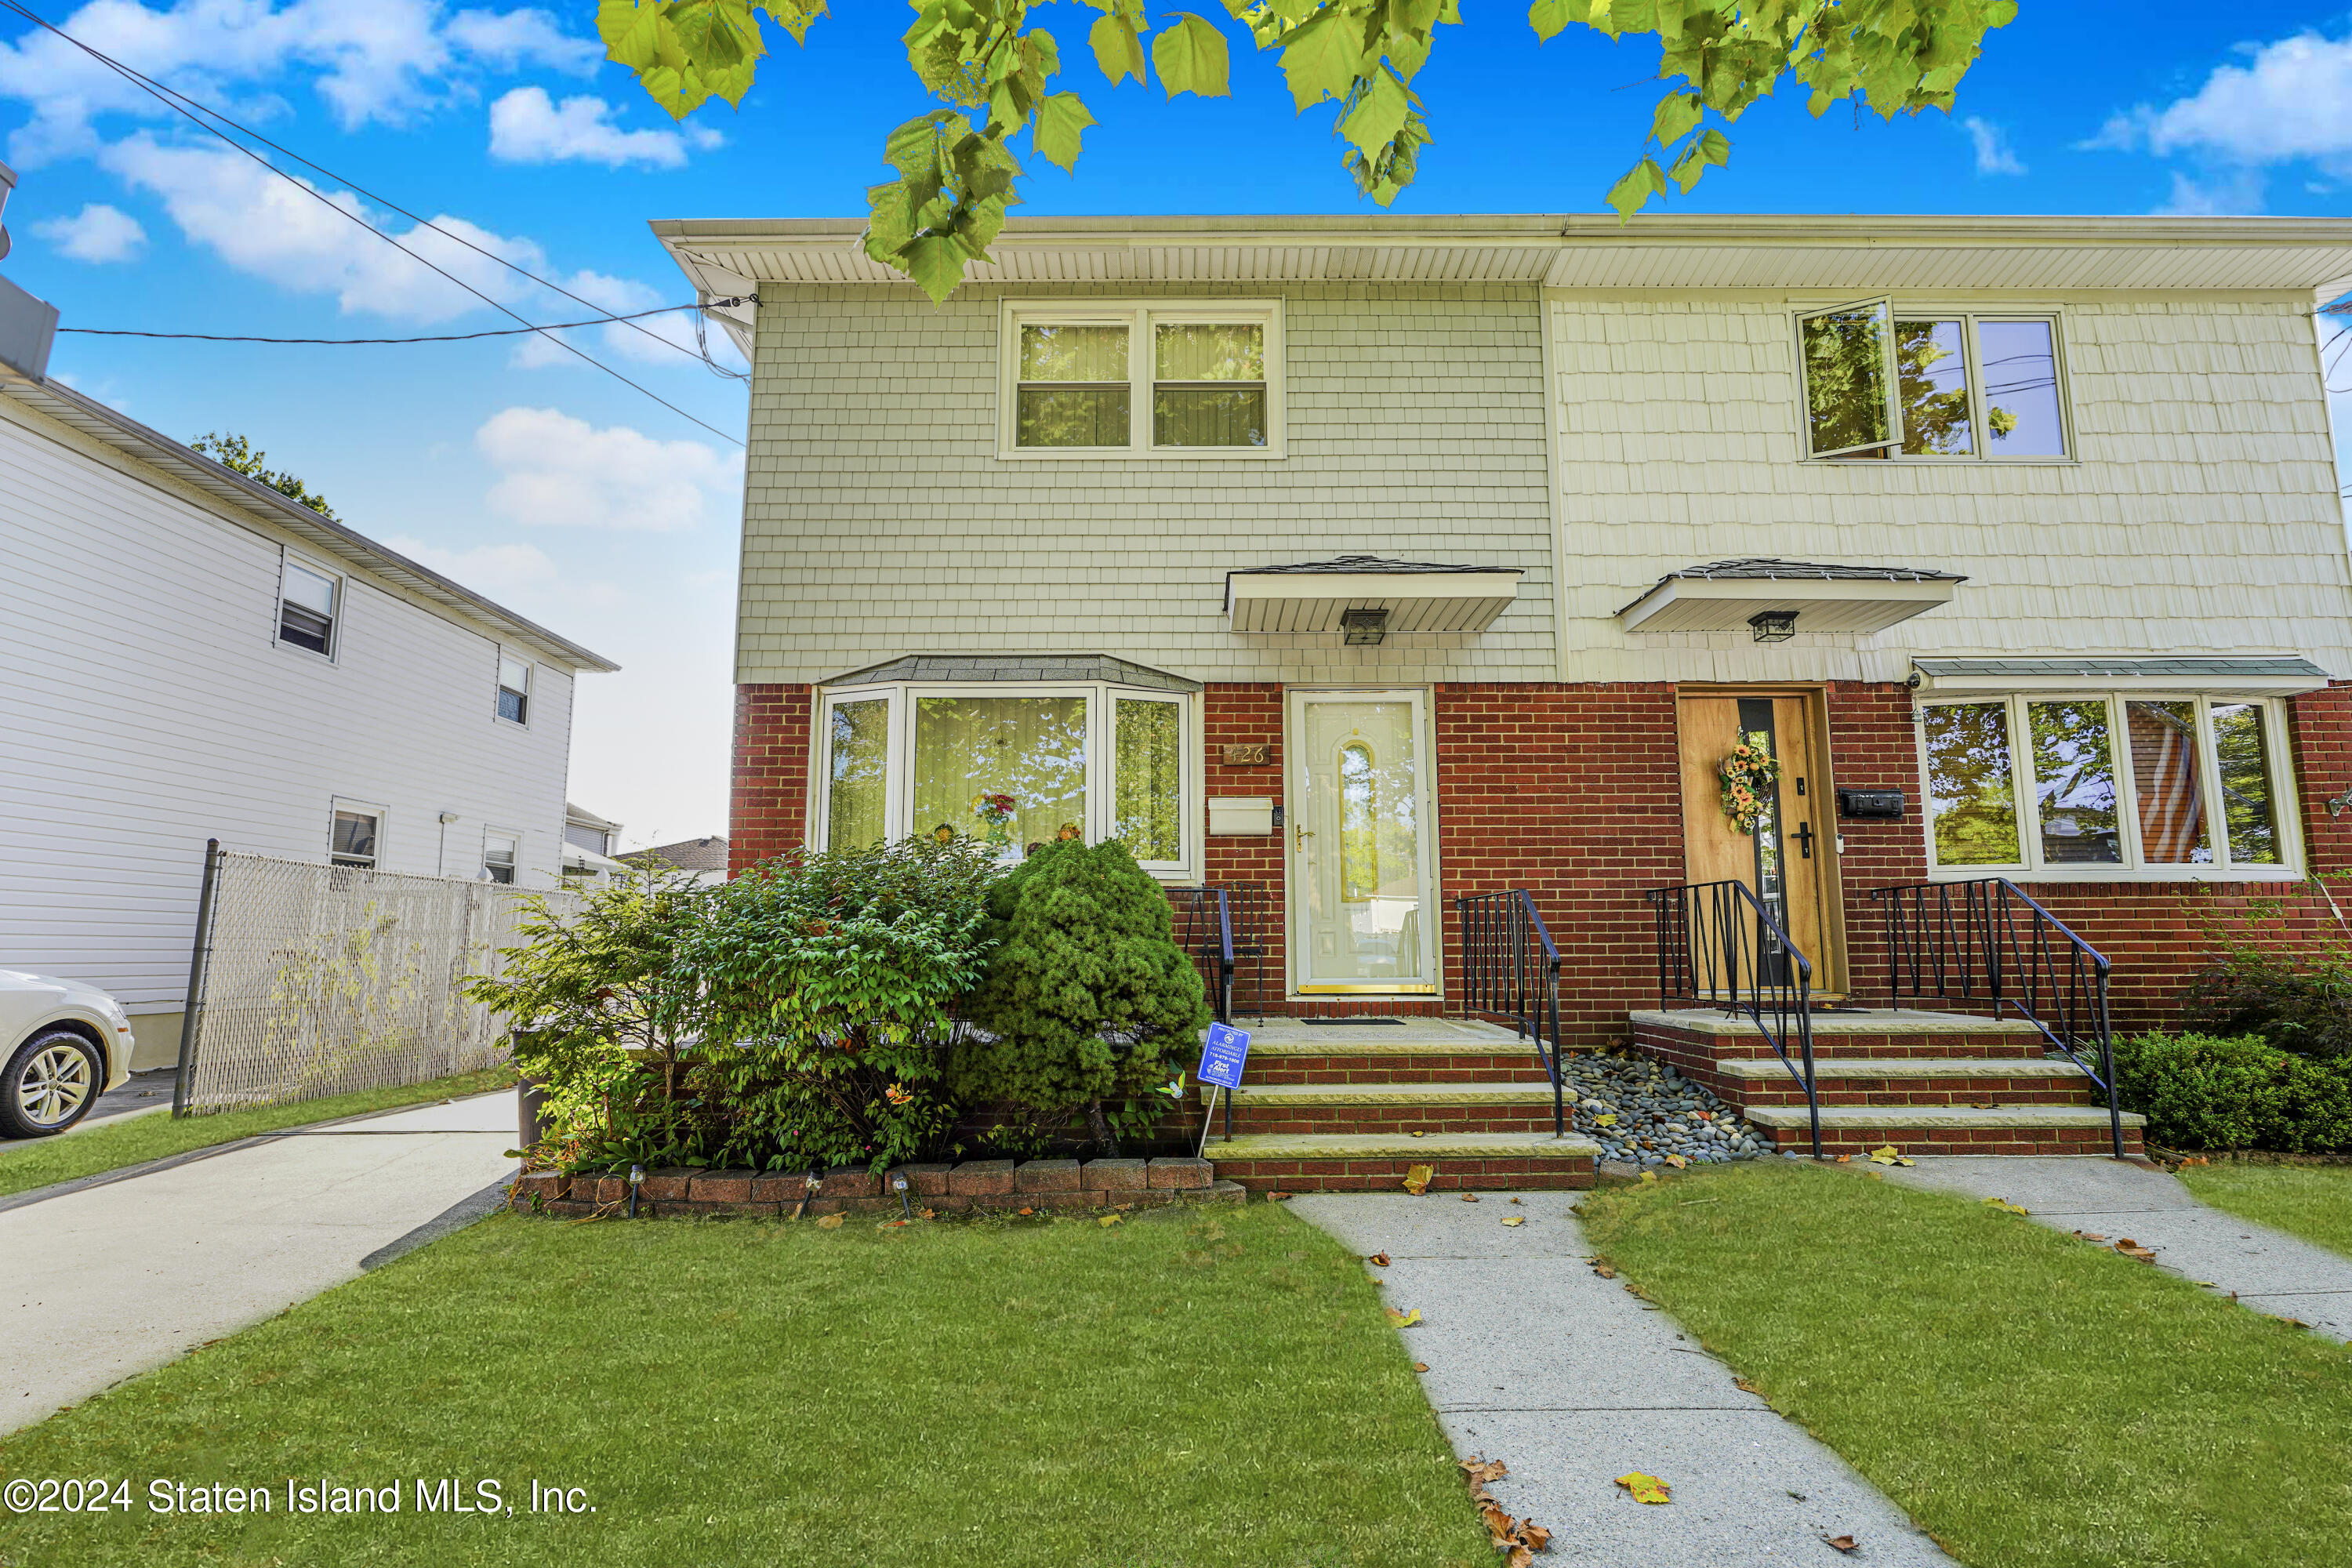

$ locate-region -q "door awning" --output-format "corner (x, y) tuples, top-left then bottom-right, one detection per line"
(1911, 656), (2332, 695)
(1227, 555), (1523, 635)
(1617, 558), (1965, 635)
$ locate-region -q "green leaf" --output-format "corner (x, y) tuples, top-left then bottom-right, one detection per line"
(1337, 66), (1410, 157)
(1033, 90), (1096, 172)
(1650, 89), (1702, 148)
(1605, 155), (1667, 220)
(1276, 14), (1363, 111)
(1666, 126), (1730, 191)
(1152, 13), (1231, 99)
(1091, 12), (1147, 85)
(1526, 0), (1577, 41)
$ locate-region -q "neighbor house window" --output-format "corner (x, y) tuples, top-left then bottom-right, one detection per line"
(278, 558), (339, 655)
(1797, 303), (2068, 461)
(496, 655), (531, 724)
(1002, 302), (1282, 456)
(330, 804), (381, 869)
(482, 831), (519, 884)
(1920, 694), (2295, 878)
(815, 682), (1194, 873)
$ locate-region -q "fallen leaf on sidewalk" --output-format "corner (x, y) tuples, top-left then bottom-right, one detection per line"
(1867, 1145), (1914, 1167)
(1413, 1361), (1429, 1371)
(1411, 1130), (1428, 1138)
(1835, 1154), (1853, 1163)
(1501, 1216), (1526, 1227)
(2072, 1229), (2105, 1240)
(1402, 1163), (1435, 1196)
(1615, 1472), (1671, 1504)
(2114, 1240), (2157, 1261)
(815, 1214), (846, 1230)
(1368, 1252), (1392, 1267)
(1592, 1262), (1617, 1278)
(1462, 1192), (1481, 1203)
(1386, 1307), (1422, 1327)
(1984, 1197), (2031, 1215)
(1460, 1457), (1508, 1485)
(1734, 1377), (1760, 1394)
(1826, 1534), (1859, 1554)
(1511, 1196), (1524, 1204)
(1970, 1101), (1998, 1109)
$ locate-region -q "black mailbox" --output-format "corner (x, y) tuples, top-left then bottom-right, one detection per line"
(1838, 788), (1906, 821)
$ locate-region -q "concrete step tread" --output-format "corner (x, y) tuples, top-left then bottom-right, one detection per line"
(1203, 1131), (1602, 1162)
(1744, 1104), (2143, 1130)
(1717, 1056), (2089, 1080)
(1631, 1007), (2044, 1038)
(1239, 1018), (1534, 1052)
(1205, 1080), (1560, 1106)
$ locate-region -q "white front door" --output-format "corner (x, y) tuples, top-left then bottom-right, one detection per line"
(1287, 690), (1437, 995)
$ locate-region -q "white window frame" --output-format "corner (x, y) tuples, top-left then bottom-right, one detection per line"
(997, 299), (1286, 459)
(482, 827), (521, 884)
(276, 551), (343, 660)
(495, 652), (532, 728)
(1794, 301), (2074, 464)
(1915, 692), (2303, 883)
(809, 681), (1201, 879)
(329, 797), (386, 869)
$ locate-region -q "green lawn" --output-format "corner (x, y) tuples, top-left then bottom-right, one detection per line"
(0, 1067), (514, 1200)
(0, 1203), (1483, 1568)
(1581, 1160), (2352, 1568)
(2179, 1160), (2352, 1261)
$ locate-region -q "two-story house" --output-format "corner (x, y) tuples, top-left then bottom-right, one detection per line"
(655, 212), (2352, 1178)
(0, 299), (617, 1067)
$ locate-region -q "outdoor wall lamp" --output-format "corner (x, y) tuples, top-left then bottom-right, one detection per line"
(1341, 608), (1389, 645)
(1748, 609), (1798, 643)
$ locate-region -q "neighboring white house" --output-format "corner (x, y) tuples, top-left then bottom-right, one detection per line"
(561, 800), (631, 882)
(0, 301), (618, 1067)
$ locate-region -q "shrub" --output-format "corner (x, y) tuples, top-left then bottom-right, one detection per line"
(2113, 1030), (2352, 1153)
(2181, 944), (2352, 1060)
(951, 839), (1210, 1156)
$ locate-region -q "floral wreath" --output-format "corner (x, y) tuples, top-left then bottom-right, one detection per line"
(1717, 744), (1780, 837)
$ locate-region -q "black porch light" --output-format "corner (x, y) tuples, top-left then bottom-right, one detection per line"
(1341, 608), (1389, 645)
(1748, 609), (1798, 643)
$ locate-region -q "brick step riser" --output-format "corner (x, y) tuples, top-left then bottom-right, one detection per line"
(1210, 1156), (1594, 1194)
(1733, 1085), (2104, 1109)
(1217, 1107), (1567, 1137)
(1755, 1126), (2143, 1158)
(1247, 1058), (1555, 1086)
(1635, 1029), (2050, 1065)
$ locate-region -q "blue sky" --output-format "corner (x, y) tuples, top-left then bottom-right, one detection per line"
(5, 2), (2352, 844)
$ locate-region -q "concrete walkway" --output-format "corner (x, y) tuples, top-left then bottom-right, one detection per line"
(1880, 1156), (2352, 1341)
(1290, 1190), (1952, 1566)
(1, 1093), (515, 1435)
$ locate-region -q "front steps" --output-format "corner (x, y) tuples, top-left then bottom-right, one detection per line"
(1630, 1008), (2145, 1158)
(1200, 1018), (1596, 1192)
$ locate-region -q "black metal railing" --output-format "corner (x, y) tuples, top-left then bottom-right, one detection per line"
(1644, 880), (1821, 1158)
(1454, 889), (1566, 1138)
(1168, 884), (1237, 1023)
(1869, 877), (2124, 1159)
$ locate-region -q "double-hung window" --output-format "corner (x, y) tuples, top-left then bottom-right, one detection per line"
(497, 655), (532, 724)
(278, 557), (339, 655)
(1002, 302), (1283, 456)
(1919, 694), (2297, 879)
(1796, 303), (2070, 462)
(817, 681), (1196, 876)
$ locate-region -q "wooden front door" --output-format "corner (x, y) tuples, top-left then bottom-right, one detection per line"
(1676, 694), (1833, 982)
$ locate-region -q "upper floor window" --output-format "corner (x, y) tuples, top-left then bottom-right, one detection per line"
(1001, 302), (1283, 457)
(497, 655), (532, 724)
(278, 558), (339, 655)
(482, 830), (519, 884)
(330, 804), (380, 869)
(1797, 302), (2069, 463)
(1919, 693), (2296, 880)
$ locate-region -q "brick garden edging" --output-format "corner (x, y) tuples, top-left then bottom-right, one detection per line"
(513, 1156), (1247, 1219)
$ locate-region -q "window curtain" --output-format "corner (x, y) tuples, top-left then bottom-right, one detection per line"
(914, 695), (1087, 858)
(1113, 699), (1181, 861)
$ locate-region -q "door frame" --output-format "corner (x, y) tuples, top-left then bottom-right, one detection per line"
(1283, 687), (1442, 998)
(1671, 683), (1852, 996)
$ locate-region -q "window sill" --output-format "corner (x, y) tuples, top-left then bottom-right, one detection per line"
(1806, 456), (2078, 468)
(1926, 865), (2303, 885)
(995, 445), (1285, 462)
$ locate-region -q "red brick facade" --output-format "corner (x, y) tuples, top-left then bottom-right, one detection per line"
(730, 676), (2352, 1042)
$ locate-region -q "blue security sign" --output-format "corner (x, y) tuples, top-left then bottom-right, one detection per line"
(1197, 1023), (1252, 1091)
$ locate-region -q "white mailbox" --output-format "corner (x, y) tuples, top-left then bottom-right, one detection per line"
(1207, 796), (1276, 837)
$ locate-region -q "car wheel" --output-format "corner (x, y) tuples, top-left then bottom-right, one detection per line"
(1, 1029), (105, 1138)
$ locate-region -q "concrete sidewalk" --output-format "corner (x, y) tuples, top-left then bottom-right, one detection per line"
(2, 1093), (515, 1435)
(1880, 1156), (2352, 1341)
(1289, 1190), (1951, 1566)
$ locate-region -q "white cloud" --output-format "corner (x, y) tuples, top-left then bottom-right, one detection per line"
(383, 535), (558, 593)
(488, 87), (719, 169)
(2154, 168), (2269, 216)
(1961, 117), (2025, 176)
(476, 407), (740, 531)
(2092, 30), (2352, 178)
(0, 0), (599, 165)
(31, 201), (147, 260)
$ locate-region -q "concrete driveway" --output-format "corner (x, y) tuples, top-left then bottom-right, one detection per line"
(2, 1092), (515, 1436)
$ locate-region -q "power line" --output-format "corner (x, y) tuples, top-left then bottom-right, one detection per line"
(0, 0), (746, 445)
(58, 296), (751, 344)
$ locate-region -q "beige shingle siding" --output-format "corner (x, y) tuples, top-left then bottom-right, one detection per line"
(1549, 293), (2352, 682)
(739, 282), (1557, 684)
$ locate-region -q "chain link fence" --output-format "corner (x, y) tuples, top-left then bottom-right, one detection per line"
(175, 848), (579, 1116)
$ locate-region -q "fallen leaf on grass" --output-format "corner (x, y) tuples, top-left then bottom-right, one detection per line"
(2114, 1239), (2157, 1262)
(877, 1218), (910, 1229)
(1827, 1534), (1859, 1554)
(1734, 1377), (1760, 1394)
(1639, 1172), (1658, 1185)
(918, 1207), (937, 1220)
(1615, 1472), (1671, 1504)
(1664, 1153), (1689, 1169)
(1501, 1216), (1526, 1227)
(815, 1214), (846, 1230)
(1386, 1307), (1422, 1327)
(1098, 1214), (1123, 1228)
(1017, 1207), (1035, 1216)
(1984, 1197), (2031, 1215)
(2074, 1230), (2106, 1241)
(1403, 1163), (1435, 1196)
(1368, 1252), (1392, 1267)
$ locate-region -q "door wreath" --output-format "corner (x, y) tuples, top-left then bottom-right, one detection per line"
(1717, 744), (1780, 836)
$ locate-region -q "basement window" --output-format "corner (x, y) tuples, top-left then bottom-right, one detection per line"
(1797, 303), (2070, 462)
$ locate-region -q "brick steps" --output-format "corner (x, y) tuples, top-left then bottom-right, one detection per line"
(1203, 1080), (1565, 1135)
(1722, 1056), (2100, 1109)
(1201, 1131), (1600, 1194)
(1742, 1104), (2146, 1158)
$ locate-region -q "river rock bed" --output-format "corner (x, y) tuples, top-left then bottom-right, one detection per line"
(1561, 1052), (1771, 1166)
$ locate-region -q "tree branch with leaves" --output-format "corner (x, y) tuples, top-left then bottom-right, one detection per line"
(598, 0), (2017, 303)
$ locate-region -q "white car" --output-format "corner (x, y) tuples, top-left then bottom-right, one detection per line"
(0, 970), (136, 1138)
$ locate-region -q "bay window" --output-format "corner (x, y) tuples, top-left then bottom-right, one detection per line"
(816, 680), (1196, 874)
(1920, 693), (2296, 878)
(1797, 302), (2069, 462)
(1001, 300), (1283, 456)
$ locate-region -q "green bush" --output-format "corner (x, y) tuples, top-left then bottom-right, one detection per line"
(2180, 943), (2352, 1059)
(951, 839), (1210, 1156)
(2114, 1030), (2352, 1153)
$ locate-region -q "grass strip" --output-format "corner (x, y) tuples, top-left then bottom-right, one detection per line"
(1581, 1160), (2352, 1568)
(0, 1067), (514, 1200)
(2179, 1160), (2352, 1262)
(0, 1203), (1484, 1568)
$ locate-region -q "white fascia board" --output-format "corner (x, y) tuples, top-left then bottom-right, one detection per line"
(1618, 575), (1957, 635)
(1227, 571), (1521, 634)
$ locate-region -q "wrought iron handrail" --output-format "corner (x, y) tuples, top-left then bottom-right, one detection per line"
(1454, 888), (1566, 1138)
(1168, 884), (1237, 1024)
(1643, 880), (1821, 1159)
(1868, 877), (2124, 1159)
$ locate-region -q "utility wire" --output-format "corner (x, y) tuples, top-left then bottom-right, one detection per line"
(58, 296), (750, 344)
(0, 0), (746, 445)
